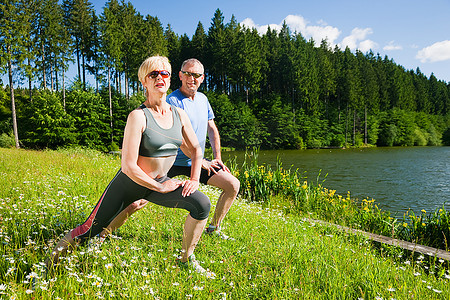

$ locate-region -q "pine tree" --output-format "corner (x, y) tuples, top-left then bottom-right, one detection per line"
(207, 9), (227, 92)
(236, 27), (264, 103)
(191, 22), (207, 69)
(64, 0), (95, 89)
(164, 24), (180, 91)
(36, 0), (70, 91)
(0, 0), (31, 148)
(317, 39), (337, 118)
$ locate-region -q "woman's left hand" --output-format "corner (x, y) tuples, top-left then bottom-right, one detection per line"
(181, 179), (199, 197)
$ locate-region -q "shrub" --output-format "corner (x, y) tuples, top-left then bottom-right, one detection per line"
(0, 132), (15, 148)
(413, 127), (427, 146)
(443, 127), (450, 146)
(230, 149), (450, 251)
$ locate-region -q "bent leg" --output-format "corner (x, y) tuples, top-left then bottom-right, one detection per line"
(100, 199), (149, 237)
(71, 170), (147, 243)
(145, 186), (211, 221)
(45, 231), (77, 269)
(207, 170), (240, 228)
(181, 214), (208, 262)
(144, 183), (211, 261)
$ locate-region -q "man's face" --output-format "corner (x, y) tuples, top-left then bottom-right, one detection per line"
(179, 62), (204, 94)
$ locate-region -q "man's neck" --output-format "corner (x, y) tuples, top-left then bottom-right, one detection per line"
(179, 87), (196, 100)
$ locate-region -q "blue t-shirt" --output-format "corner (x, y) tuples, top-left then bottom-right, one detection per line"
(166, 89), (215, 166)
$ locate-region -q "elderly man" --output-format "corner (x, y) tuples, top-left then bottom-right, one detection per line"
(102, 58), (240, 240)
(166, 58), (240, 238)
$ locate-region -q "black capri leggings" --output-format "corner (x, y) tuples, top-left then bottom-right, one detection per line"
(71, 169), (211, 243)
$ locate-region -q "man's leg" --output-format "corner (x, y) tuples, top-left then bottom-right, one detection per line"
(100, 199), (149, 237)
(206, 170), (240, 228)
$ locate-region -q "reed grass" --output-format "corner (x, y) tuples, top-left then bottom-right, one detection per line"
(231, 149), (450, 252)
(0, 148), (449, 299)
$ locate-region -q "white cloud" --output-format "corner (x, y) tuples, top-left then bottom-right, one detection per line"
(339, 28), (377, 52)
(359, 40), (378, 53)
(416, 40), (450, 63)
(383, 41), (403, 51)
(240, 15), (341, 46)
(240, 18), (257, 29)
(241, 18), (281, 34)
(284, 15), (308, 32)
(240, 16), (381, 52)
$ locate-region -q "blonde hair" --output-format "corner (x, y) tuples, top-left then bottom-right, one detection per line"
(138, 55), (172, 84)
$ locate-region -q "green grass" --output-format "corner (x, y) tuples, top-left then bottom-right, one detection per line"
(230, 150), (450, 252)
(0, 148), (449, 299)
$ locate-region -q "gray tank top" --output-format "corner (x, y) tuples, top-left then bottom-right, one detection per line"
(138, 104), (183, 157)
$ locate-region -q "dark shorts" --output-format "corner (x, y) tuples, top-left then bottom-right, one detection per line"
(71, 169), (211, 243)
(167, 163), (223, 185)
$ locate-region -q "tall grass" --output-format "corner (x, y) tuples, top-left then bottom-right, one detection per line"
(0, 148), (449, 299)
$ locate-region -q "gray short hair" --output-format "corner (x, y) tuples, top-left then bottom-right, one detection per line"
(181, 58), (204, 74)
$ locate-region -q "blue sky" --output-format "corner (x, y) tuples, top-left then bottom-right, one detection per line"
(88, 0), (450, 83)
(4, 0), (450, 86)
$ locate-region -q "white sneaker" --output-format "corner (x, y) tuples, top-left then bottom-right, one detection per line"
(206, 228), (234, 241)
(179, 254), (216, 279)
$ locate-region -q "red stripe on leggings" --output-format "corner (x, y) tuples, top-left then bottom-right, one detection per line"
(71, 171), (120, 240)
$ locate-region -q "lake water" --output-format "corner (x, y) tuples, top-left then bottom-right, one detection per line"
(222, 147), (450, 217)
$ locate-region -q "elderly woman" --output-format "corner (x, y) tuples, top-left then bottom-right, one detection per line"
(46, 55), (213, 277)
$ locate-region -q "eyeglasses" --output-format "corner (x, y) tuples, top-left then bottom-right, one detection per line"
(148, 70), (170, 79)
(181, 71), (203, 79)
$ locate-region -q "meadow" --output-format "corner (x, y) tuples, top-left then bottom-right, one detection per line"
(0, 148), (449, 299)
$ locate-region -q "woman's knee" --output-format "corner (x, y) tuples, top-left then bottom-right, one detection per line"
(191, 192), (211, 220)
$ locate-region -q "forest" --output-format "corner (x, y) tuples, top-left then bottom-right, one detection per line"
(1, 0), (450, 151)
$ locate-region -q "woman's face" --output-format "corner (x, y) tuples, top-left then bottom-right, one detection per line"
(143, 65), (171, 96)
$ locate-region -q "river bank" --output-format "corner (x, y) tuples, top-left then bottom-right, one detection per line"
(222, 146), (450, 216)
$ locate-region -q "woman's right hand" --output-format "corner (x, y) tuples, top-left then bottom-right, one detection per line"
(158, 178), (183, 193)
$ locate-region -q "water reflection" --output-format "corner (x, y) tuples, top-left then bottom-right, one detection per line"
(223, 147), (450, 216)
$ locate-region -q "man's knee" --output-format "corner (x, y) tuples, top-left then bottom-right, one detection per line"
(125, 200), (148, 214)
(230, 175), (240, 193)
(210, 171), (240, 196)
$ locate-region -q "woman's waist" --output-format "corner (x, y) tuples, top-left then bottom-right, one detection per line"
(137, 155), (176, 178)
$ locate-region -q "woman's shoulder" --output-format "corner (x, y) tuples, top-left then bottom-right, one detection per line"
(127, 106), (146, 122)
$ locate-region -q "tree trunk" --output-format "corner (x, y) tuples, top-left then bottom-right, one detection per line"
(42, 42), (46, 89)
(364, 105), (368, 145)
(82, 54), (86, 90)
(76, 40), (81, 80)
(345, 103), (349, 146)
(55, 60), (59, 92)
(108, 67), (113, 145)
(353, 109), (356, 145)
(115, 72), (119, 92)
(118, 72), (121, 95)
(63, 68), (66, 111)
(95, 61), (99, 94)
(338, 99), (341, 122)
(50, 62), (54, 92)
(125, 71), (129, 100)
(28, 54), (32, 102)
(7, 48), (20, 149)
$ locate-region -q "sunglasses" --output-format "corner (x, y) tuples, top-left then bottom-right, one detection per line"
(148, 70), (170, 79)
(181, 70), (203, 79)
